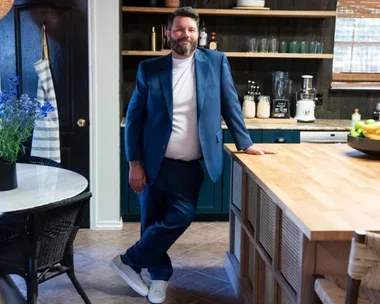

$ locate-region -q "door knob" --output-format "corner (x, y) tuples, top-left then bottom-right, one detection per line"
(77, 119), (87, 128)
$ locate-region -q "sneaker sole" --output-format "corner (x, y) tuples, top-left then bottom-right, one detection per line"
(148, 296), (166, 304)
(109, 259), (148, 297)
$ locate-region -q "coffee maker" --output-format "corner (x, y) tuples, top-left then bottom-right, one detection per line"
(295, 75), (317, 122)
(270, 71), (292, 118)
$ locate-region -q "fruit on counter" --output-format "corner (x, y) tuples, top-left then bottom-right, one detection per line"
(350, 129), (359, 137)
(359, 122), (380, 140)
(355, 121), (364, 130)
(350, 120), (365, 138)
(350, 120), (380, 138)
(363, 131), (380, 140)
(362, 122), (380, 133)
(365, 119), (376, 125)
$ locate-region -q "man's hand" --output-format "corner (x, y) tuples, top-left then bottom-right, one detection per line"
(244, 145), (277, 155)
(129, 161), (146, 194)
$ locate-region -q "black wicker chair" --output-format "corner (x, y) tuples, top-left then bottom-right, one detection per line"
(0, 192), (92, 304)
(17, 156), (63, 168)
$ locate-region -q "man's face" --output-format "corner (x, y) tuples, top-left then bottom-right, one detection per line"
(168, 16), (199, 57)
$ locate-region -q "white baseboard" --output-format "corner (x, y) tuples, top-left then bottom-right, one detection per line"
(92, 218), (123, 230)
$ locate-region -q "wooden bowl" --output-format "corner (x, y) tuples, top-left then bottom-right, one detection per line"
(347, 135), (380, 157)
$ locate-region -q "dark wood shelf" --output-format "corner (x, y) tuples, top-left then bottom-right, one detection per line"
(122, 50), (334, 59)
(122, 6), (336, 18)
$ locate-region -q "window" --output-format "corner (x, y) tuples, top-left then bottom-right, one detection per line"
(332, 0), (380, 89)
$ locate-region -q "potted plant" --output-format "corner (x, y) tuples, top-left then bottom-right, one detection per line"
(0, 76), (54, 191)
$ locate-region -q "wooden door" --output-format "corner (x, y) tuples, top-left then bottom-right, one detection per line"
(0, 0), (90, 227)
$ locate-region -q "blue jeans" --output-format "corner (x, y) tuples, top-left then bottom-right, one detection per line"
(122, 158), (204, 281)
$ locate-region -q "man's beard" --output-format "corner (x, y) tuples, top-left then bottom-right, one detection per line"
(170, 37), (197, 56)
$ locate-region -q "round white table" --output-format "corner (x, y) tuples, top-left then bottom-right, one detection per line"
(0, 163), (88, 213)
(0, 163), (88, 303)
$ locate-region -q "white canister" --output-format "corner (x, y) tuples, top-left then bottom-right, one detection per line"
(242, 95), (256, 118)
(257, 95), (271, 118)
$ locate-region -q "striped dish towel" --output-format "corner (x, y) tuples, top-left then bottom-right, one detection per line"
(31, 58), (61, 163)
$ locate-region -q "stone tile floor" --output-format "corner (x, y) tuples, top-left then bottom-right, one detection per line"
(11, 221), (243, 304)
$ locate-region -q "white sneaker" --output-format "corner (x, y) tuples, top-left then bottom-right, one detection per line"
(109, 255), (148, 296)
(148, 280), (168, 304)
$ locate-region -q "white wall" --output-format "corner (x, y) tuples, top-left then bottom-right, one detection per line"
(89, 0), (122, 229)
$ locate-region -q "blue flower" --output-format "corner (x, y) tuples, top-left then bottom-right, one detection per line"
(0, 76), (55, 163)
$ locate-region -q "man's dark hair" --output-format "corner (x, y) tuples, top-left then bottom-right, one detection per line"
(167, 6), (200, 29)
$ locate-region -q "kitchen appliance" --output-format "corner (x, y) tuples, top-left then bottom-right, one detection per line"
(300, 131), (349, 143)
(270, 71), (292, 118)
(236, 0), (265, 7)
(373, 102), (380, 121)
(295, 75), (317, 122)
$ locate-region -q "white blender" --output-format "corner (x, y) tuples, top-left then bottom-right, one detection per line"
(295, 75), (317, 122)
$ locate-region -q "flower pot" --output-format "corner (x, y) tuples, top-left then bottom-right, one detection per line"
(0, 160), (18, 191)
(163, 0), (180, 8)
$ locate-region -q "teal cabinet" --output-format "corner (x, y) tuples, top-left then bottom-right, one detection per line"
(262, 130), (300, 143)
(120, 128), (141, 216)
(120, 127), (300, 221)
(196, 161), (222, 215)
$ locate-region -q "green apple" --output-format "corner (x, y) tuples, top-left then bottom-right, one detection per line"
(355, 121), (364, 131)
(365, 119), (376, 125)
(356, 129), (364, 137)
(350, 129), (359, 137)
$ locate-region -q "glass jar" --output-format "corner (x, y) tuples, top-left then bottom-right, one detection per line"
(257, 96), (271, 118)
(242, 95), (256, 118)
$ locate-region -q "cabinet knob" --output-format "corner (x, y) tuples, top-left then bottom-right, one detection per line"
(77, 119), (87, 128)
(275, 137), (286, 143)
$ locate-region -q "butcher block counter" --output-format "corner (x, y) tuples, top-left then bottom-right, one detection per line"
(223, 143), (380, 304)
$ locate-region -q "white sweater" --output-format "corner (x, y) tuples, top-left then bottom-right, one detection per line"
(164, 54), (202, 161)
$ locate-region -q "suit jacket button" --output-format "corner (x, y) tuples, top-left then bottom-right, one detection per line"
(162, 145), (166, 149)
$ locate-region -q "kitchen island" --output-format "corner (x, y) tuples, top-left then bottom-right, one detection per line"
(224, 143), (380, 304)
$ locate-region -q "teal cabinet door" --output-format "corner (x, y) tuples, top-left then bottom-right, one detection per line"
(120, 127), (141, 217)
(262, 130), (300, 143)
(196, 160), (222, 214)
(222, 130), (262, 214)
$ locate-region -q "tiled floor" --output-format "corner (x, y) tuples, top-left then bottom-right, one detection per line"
(12, 221), (243, 304)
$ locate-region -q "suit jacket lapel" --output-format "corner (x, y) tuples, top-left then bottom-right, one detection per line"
(159, 53), (173, 120)
(194, 49), (209, 119)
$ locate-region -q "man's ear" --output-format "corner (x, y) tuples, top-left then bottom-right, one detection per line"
(166, 30), (170, 39)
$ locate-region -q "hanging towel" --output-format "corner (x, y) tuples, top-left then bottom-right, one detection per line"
(31, 25), (61, 163)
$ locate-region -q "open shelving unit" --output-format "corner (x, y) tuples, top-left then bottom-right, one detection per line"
(122, 6), (336, 18)
(122, 50), (333, 59)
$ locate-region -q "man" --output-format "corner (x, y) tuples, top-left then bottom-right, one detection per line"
(110, 6), (276, 304)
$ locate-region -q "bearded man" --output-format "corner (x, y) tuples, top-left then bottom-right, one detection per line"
(110, 6), (276, 304)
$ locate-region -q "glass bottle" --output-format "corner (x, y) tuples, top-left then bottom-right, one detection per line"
(208, 32), (218, 51)
(198, 20), (208, 48)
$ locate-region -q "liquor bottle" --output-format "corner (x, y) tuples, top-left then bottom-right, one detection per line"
(198, 20), (208, 48)
(208, 32), (218, 51)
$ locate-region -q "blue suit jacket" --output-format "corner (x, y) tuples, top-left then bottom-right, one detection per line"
(125, 48), (253, 185)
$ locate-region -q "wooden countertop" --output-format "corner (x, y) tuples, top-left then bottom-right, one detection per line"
(224, 143), (380, 241)
(121, 117), (351, 131)
(222, 119), (350, 130)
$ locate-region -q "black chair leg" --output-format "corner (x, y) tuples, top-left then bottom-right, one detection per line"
(26, 271), (38, 304)
(67, 270), (91, 304)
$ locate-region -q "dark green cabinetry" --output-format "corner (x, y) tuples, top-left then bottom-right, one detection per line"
(120, 128), (300, 221)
